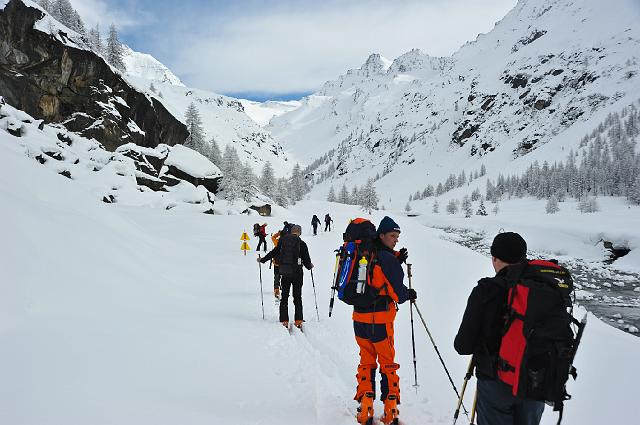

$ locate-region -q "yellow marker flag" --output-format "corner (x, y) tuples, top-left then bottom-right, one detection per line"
(241, 242), (250, 250)
(241, 232), (250, 241)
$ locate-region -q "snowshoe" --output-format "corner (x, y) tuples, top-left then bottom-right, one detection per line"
(356, 392), (375, 425)
(380, 395), (399, 425)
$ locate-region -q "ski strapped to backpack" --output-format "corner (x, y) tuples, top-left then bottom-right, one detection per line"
(497, 259), (587, 425)
(333, 218), (381, 307)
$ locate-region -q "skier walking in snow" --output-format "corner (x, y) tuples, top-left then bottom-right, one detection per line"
(353, 216), (415, 425)
(256, 223), (268, 252)
(324, 213), (333, 232)
(311, 215), (321, 236)
(454, 232), (545, 425)
(258, 225), (313, 328)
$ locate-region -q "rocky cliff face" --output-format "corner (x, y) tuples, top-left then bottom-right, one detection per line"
(0, 0), (188, 151)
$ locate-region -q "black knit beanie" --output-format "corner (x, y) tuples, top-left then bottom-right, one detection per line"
(490, 232), (527, 263)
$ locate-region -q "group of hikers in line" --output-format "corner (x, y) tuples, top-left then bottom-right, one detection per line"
(252, 215), (583, 425)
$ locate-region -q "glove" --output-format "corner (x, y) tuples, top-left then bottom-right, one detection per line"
(407, 288), (417, 301)
(398, 248), (408, 263)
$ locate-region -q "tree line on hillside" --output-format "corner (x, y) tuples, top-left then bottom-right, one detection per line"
(183, 101), (311, 206)
(37, 0), (126, 71)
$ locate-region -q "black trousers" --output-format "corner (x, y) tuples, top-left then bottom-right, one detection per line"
(280, 274), (303, 322)
(313, 224), (318, 235)
(257, 236), (267, 252)
(325, 222), (331, 231)
(273, 266), (281, 290)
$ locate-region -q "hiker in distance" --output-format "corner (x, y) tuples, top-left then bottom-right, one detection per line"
(255, 223), (268, 252)
(258, 225), (313, 328)
(351, 216), (415, 425)
(454, 232), (579, 425)
(324, 213), (333, 232)
(311, 214), (321, 236)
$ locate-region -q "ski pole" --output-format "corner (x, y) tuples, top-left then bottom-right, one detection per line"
(328, 248), (341, 317)
(413, 302), (469, 418)
(407, 263), (419, 393)
(310, 269), (320, 321)
(453, 356), (474, 424)
(469, 386), (478, 425)
(258, 255), (265, 320)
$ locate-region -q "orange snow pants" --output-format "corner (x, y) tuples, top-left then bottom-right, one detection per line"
(354, 321), (400, 402)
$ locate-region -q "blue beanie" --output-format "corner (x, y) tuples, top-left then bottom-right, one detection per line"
(377, 216), (401, 235)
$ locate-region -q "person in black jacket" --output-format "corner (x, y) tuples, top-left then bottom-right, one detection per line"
(454, 232), (545, 425)
(258, 225), (313, 328)
(324, 213), (333, 232)
(311, 215), (321, 235)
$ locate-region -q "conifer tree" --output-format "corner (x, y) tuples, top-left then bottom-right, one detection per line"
(446, 199), (459, 215)
(88, 24), (104, 55)
(220, 145), (242, 201)
(259, 161), (275, 200)
(432, 199), (439, 213)
(327, 186), (336, 202)
(476, 199), (487, 216)
(289, 164), (306, 203)
(338, 183), (349, 204)
(405, 201), (412, 212)
(240, 162), (257, 202)
(106, 24), (125, 71)
(360, 178), (379, 213)
(274, 178), (289, 207)
(545, 195), (560, 214)
(184, 102), (206, 153)
(462, 195), (473, 218)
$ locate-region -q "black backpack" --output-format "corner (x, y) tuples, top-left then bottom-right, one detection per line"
(335, 218), (380, 307)
(497, 260), (586, 424)
(253, 223), (260, 237)
(278, 234), (301, 278)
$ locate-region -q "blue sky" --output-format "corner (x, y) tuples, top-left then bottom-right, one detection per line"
(73, 0), (517, 101)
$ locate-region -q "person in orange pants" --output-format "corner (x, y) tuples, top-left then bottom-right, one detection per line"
(353, 216), (416, 425)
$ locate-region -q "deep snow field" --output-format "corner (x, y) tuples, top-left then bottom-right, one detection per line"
(2, 133), (640, 424)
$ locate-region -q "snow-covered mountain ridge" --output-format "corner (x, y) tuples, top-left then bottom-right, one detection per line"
(270, 0), (640, 205)
(121, 44), (185, 87)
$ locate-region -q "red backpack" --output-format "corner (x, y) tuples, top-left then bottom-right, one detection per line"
(497, 260), (586, 424)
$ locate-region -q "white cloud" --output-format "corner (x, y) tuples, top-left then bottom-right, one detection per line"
(154, 0), (517, 95)
(71, 0), (148, 32)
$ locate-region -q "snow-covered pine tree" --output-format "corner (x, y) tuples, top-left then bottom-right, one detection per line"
(38, 0), (52, 12)
(338, 183), (349, 204)
(462, 195), (472, 218)
(240, 162), (257, 202)
(446, 199), (459, 215)
(220, 145), (242, 201)
(492, 203), (500, 215)
(405, 201), (412, 212)
(71, 9), (86, 35)
(476, 199), (487, 216)
(88, 24), (104, 56)
(630, 175), (640, 205)
(545, 195), (560, 214)
(289, 164), (306, 203)
(259, 161), (275, 200)
(327, 186), (336, 202)
(351, 186), (360, 205)
(432, 199), (439, 213)
(184, 102), (206, 153)
(106, 24), (126, 71)
(274, 178), (290, 207)
(471, 188), (481, 201)
(360, 178), (379, 213)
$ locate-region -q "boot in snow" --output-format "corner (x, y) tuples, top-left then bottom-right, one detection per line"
(274, 287), (281, 299)
(380, 395), (399, 425)
(281, 321), (289, 328)
(294, 319), (303, 329)
(356, 392), (374, 425)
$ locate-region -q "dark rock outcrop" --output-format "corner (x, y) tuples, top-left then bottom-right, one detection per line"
(0, 0), (188, 151)
(249, 204), (272, 216)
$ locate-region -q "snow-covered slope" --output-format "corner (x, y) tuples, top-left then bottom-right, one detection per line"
(122, 45), (185, 87)
(239, 99), (301, 127)
(270, 0), (640, 204)
(123, 79), (293, 177)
